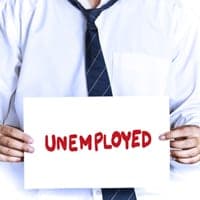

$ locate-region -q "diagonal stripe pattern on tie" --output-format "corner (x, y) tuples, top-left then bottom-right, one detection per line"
(67, 0), (137, 199)
(85, 10), (112, 96)
(102, 188), (137, 200)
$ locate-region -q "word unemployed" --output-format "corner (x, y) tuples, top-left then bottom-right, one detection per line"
(45, 129), (152, 152)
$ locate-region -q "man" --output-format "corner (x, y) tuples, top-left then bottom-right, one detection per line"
(0, 0), (200, 199)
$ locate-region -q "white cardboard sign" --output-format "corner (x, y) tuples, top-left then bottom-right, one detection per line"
(24, 96), (170, 189)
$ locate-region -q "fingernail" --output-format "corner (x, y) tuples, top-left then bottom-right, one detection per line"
(15, 157), (22, 162)
(28, 146), (34, 153)
(159, 134), (166, 140)
(28, 138), (34, 144)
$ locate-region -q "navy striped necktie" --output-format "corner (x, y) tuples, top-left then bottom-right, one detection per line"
(68, 0), (118, 96)
(68, 0), (137, 199)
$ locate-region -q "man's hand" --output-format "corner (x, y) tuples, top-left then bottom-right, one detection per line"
(159, 125), (200, 164)
(0, 125), (34, 162)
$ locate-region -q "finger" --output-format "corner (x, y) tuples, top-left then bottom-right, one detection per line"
(0, 153), (22, 162)
(171, 147), (200, 159)
(0, 136), (34, 153)
(0, 125), (33, 144)
(173, 154), (200, 164)
(170, 138), (198, 149)
(159, 126), (200, 140)
(0, 145), (24, 158)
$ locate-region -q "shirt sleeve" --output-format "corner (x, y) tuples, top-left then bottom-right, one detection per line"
(0, 0), (37, 126)
(169, 3), (200, 128)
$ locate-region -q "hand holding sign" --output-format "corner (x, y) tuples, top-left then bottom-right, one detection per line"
(0, 125), (34, 162)
(160, 125), (200, 164)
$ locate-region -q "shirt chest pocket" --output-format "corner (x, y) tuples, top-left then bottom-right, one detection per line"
(111, 53), (170, 96)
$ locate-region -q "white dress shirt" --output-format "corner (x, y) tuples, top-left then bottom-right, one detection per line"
(0, 0), (200, 200)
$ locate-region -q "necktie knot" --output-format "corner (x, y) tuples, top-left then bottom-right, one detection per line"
(68, 0), (118, 21)
(84, 10), (100, 30)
